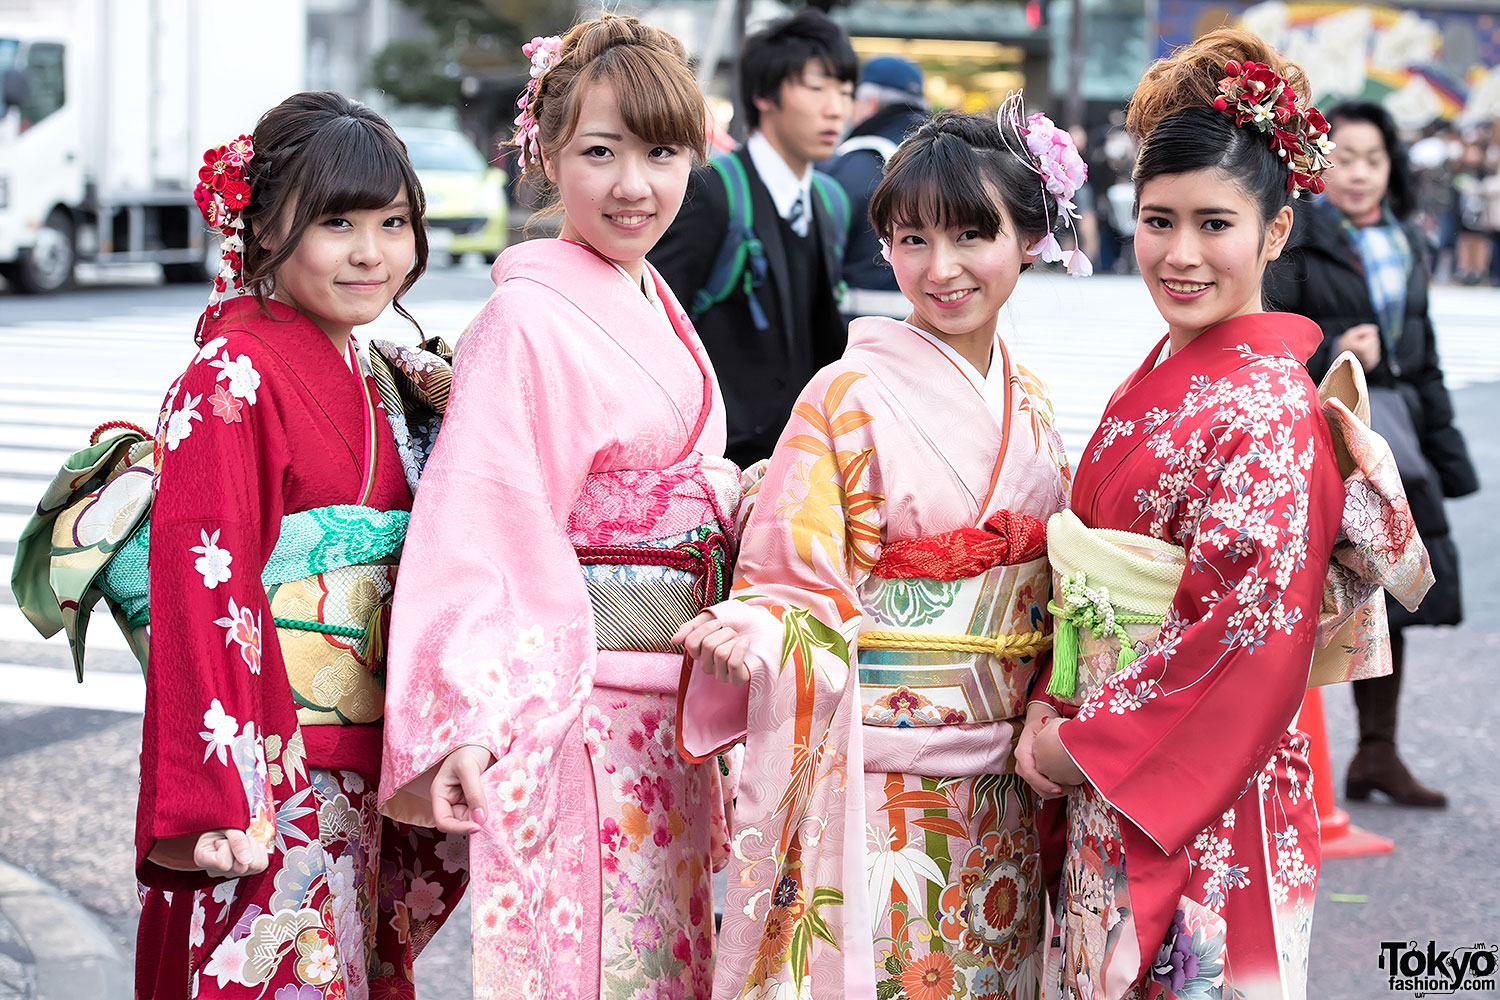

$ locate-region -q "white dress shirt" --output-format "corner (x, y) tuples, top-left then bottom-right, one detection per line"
(746, 131), (813, 233)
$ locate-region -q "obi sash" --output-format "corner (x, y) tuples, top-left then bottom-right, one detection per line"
(95, 505), (406, 727)
(1046, 355), (1435, 698)
(576, 525), (732, 653)
(855, 510), (1052, 727)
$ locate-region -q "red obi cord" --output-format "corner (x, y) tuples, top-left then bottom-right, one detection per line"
(872, 510), (1047, 581)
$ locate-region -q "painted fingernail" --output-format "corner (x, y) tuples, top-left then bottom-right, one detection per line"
(472, 808), (487, 825)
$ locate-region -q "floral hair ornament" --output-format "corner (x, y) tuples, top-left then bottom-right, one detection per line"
(997, 93), (1092, 278)
(512, 34), (565, 172)
(192, 134), (255, 340)
(1212, 59), (1334, 194)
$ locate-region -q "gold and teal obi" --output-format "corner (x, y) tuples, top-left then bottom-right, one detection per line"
(854, 510), (1053, 727)
(99, 505), (407, 726)
(9, 421), (407, 727)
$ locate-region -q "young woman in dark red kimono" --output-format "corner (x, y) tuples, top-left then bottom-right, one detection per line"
(1016, 30), (1345, 1000)
(133, 92), (465, 999)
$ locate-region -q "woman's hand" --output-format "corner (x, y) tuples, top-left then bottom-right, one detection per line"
(674, 611), (752, 686)
(431, 744), (496, 834)
(1337, 323), (1381, 372)
(1032, 716), (1087, 788)
(148, 829), (270, 878)
(1017, 703), (1073, 799)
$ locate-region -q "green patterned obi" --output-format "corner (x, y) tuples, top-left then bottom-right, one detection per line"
(855, 557), (1052, 727)
(100, 506), (408, 726)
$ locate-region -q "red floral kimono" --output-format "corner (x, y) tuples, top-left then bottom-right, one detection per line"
(1037, 313), (1343, 1000)
(136, 297), (466, 1000)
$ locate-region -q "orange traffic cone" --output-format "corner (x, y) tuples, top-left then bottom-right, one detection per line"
(1300, 686), (1393, 858)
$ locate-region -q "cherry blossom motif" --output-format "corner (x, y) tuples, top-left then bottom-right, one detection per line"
(190, 529), (234, 589)
(188, 893), (208, 948)
(210, 351), (262, 403)
(199, 699), (238, 764)
(549, 896), (584, 942)
(432, 833), (468, 874)
(165, 393), (204, 451)
(209, 384), (244, 424)
(213, 597), (263, 675)
(404, 877), (447, 921)
(201, 930), (251, 988)
(196, 336), (228, 363)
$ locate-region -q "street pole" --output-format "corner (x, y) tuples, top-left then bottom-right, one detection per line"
(731, 0), (751, 141)
(1066, 0), (1086, 129)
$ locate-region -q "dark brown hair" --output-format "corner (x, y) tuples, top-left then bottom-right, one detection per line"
(1127, 29), (1312, 223)
(240, 91), (426, 332)
(868, 111), (1051, 251)
(516, 13), (707, 194)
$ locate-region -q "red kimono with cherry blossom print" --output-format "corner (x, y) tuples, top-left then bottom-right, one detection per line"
(135, 297), (466, 1000)
(1035, 313), (1342, 1000)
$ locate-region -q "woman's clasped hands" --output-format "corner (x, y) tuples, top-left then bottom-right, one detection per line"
(1016, 702), (1086, 800)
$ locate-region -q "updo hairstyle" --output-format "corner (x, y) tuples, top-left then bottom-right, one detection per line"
(517, 13), (708, 193)
(867, 111), (1052, 259)
(1127, 28), (1312, 223)
(240, 91), (427, 331)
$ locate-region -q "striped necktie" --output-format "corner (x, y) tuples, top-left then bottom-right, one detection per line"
(787, 191), (809, 237)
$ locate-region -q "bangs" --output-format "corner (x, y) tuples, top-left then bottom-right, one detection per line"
(294, 116), (418, 219)
(581, 48), (707, 158)
(870, 138), (1004, 238)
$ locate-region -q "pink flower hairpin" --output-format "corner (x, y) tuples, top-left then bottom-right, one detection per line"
(513, 35), (564, 172)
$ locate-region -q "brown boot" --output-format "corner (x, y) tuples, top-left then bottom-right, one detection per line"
(1345, 741), (1448, 808)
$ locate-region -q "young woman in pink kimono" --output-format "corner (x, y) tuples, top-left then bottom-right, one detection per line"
(677, 107), (1088, 1000)
(376, 16), (738, 999)
(1015, 31), (1347, 1000)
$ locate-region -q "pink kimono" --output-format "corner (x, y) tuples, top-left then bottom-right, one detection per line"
(379, 240), (739, 999)
(680, 317), (1071, 1000)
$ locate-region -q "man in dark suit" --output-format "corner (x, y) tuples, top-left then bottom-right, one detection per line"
(650, 9), (857, 468)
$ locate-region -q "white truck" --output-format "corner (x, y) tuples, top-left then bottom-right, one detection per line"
(0, 0), (306, 293)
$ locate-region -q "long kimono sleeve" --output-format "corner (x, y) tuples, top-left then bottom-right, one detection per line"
(138, 338), (288, 891)
(695, 367), (883, 995)
(378, 280), (614, 817)
(1058, 387), (1342, 855)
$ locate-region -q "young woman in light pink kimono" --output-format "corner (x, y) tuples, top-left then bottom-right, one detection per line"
(676, 107), (1088, 1000)
(377, 16), (738, 999)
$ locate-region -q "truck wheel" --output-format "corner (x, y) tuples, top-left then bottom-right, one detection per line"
(12, 210), (75, 294)
(163, 240), (223, 284)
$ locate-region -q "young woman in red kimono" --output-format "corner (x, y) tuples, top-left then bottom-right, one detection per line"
(135, 92), (465, 998)
(1015, 31), (1343, 1000)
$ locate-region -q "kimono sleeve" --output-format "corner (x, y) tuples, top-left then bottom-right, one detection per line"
(690, 366), (884, 995)
(1059, 382), (1342, 855)
(378, 278), (614, 817)
(137, 337), (288, 890)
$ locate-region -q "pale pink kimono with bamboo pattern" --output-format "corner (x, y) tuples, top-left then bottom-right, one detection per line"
(680, 317), (1071, 1000)
(379, 240), (737, 999)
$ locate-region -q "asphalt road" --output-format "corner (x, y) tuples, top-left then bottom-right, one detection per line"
(0, 267), (1495, 998)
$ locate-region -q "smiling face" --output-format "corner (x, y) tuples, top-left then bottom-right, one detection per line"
(1134, 168), (1293, 351)
(755, 59), (854, 174)
(889, 200), (1031, 358)
(1322, 119), (1391, 226)
(271, 188), (415, 345)
(543, 79), (692, 283)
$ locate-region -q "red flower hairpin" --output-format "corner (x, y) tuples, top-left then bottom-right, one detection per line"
(192, 134), (255, 339)
(1212, 59), (1334, 195)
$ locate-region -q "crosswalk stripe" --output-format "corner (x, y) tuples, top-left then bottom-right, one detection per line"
(4, 279), (1498, 708)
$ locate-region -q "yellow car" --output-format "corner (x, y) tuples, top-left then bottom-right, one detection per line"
(401, 127), (509, 264)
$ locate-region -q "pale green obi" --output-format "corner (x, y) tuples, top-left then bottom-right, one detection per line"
(854, 556), (1052, 727)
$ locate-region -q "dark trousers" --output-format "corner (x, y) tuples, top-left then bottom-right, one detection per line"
(1352, 629), (1404, 746)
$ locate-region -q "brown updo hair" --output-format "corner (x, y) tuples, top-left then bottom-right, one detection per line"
(238, 91), (426, 333)
(517, 14), (708, 193)
(1126, 28), (1312, 223)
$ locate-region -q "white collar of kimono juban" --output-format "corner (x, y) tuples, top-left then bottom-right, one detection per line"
(900, 321), (1009, 422)
(605, 258), (670, 324)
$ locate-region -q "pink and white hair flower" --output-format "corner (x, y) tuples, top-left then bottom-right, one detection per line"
(513, 35), (565, 172)
(998, 93), (1093, 278)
